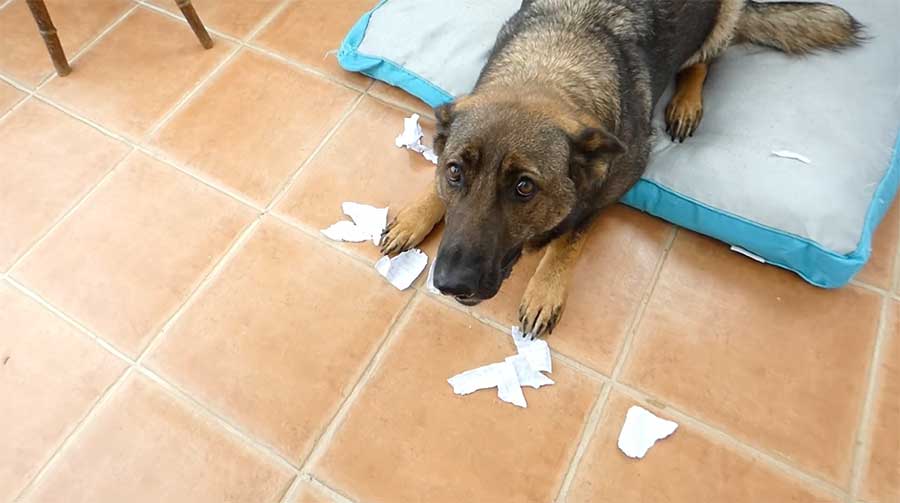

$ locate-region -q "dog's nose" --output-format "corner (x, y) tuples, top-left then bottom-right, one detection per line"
(433, 259), (480, 298)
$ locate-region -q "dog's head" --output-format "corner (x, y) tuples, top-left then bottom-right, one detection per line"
(431, 96), (625, 305)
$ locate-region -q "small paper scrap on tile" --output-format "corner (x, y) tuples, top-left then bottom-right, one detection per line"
(396, 113), (438, 165)
(617, 405), (679, 459)
(321, 202), (388, 245)
(375, 249), (429, 291)
(447, 327), (554, 408)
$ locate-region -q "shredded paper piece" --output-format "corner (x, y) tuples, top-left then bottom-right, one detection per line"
(730, 245), (766, 264)
(375, 249), (429, 291)
(447, 328), (554, 408)
(617, 406), (679, 459)
(321, 202), (388, 245)
(396, 113), (438, 165)
(771, 150), (811, 164)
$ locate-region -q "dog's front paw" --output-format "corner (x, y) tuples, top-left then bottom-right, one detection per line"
(379, 205), (436, 256)
(518, 273), (568, 338)
(665, 93), (703, 143)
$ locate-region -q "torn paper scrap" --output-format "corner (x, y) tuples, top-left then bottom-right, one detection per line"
(423, 148), (439, 164)
(320, 220), (371, 243)
(342, 202), (388, 245)
(495, 361), (528, 408)
(506, 354), (554, 389)
(617, 406), (679, 459)
(395, 114), (438, 165)
(771, 150), (811, 164)
(446, 326), (554, 408)
(511, 327), (552, 373)
(448, 362), (509, 395)
(395, 113), (425, 150)
(321, 202), (388, 245)
(447, 361), (527, 408)
(730, 245), (766, 264)
(375, 248), (428, 291)
(425, 258), (440, 295)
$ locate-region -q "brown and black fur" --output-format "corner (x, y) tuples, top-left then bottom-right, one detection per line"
(380, 0), (864, 337)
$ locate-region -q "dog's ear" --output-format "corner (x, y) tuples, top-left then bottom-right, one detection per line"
(433, 101), (456, 156)
(568, 126), (626, 187)
(571, 126), (626, 160)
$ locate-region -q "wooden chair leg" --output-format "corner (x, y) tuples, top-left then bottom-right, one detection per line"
(25, 0), (71, 77)
(175, 0), (214, 49)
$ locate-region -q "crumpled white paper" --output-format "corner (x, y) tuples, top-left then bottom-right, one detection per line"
(321, 202), (388, 245)
(395, 113), (438, 165)
(771, 150), (811, 164)
(617, 405), (679, 459)
(375, 249), (429, 291)
(447, 328), (554, 408)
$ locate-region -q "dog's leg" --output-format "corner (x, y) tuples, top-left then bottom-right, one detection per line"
(665, 62), (709, 142)
(518, 228), (590, 338)
(380, 182), (445, 256)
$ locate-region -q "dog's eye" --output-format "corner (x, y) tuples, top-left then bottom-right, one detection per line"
(515, 177), (536, 199)
(447, 163), (463, 186)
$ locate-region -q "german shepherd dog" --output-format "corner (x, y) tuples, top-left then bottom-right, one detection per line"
(380, 0), (863, 337)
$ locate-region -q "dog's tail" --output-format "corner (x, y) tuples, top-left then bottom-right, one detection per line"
(736, 1), (865, 54)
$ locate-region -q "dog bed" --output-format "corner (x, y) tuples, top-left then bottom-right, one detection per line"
(337, 0), (900, 287)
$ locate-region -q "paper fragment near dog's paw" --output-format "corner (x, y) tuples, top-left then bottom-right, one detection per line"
(617, 406), (679, 459)
(395, 114), (438, 165)
(321, 202), (388, 245)
(447, 361), (528, 408)
(342, 202), (388, 245)
(511, 327), (552, 373)
(375, 249), (428, 291)
(505, 354), (554, 389)
(446, 327), (554, 408)
(320, 220), (371, 243)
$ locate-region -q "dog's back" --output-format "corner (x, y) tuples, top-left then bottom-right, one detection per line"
(478, 0), (721, 114)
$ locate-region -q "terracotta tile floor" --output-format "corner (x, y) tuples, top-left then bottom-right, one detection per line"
(1, 2), (897, 503)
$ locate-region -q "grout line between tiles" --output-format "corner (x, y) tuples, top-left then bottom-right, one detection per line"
(242, 43), (374, 94)
(32, 3), (141, 90)
(554, 384), (611, 503)
(278, 474), (307, 503)
(8, 279), (305, 480)
(309, 475), (359, 503)
(614, 382), (850, 500)
(264, 93), (366, 212)
(554, 225), (678, 502)
(846, 295), (890, 502)
(134, 366), (300, 473)
(297, 292), (420, 473)
(138, 0), (371, 96)
(846, 218), (900, 502)
(0, 80), (34, 122)
(609, 226), (678, 381)
(12, 367), (136, 502)
(849, 279), (889, 297)
(4, 146), (134, 274)
(0, 0), (14, 11)
(142, 43), (244, 139)
(135, 218), (263, 363)
(4, 277), (136, 364)
(270, 213), (379, 268)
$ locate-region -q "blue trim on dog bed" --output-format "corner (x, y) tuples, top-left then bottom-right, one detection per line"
(337, 2), (900, 288)
(337, 0), (454, 107)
